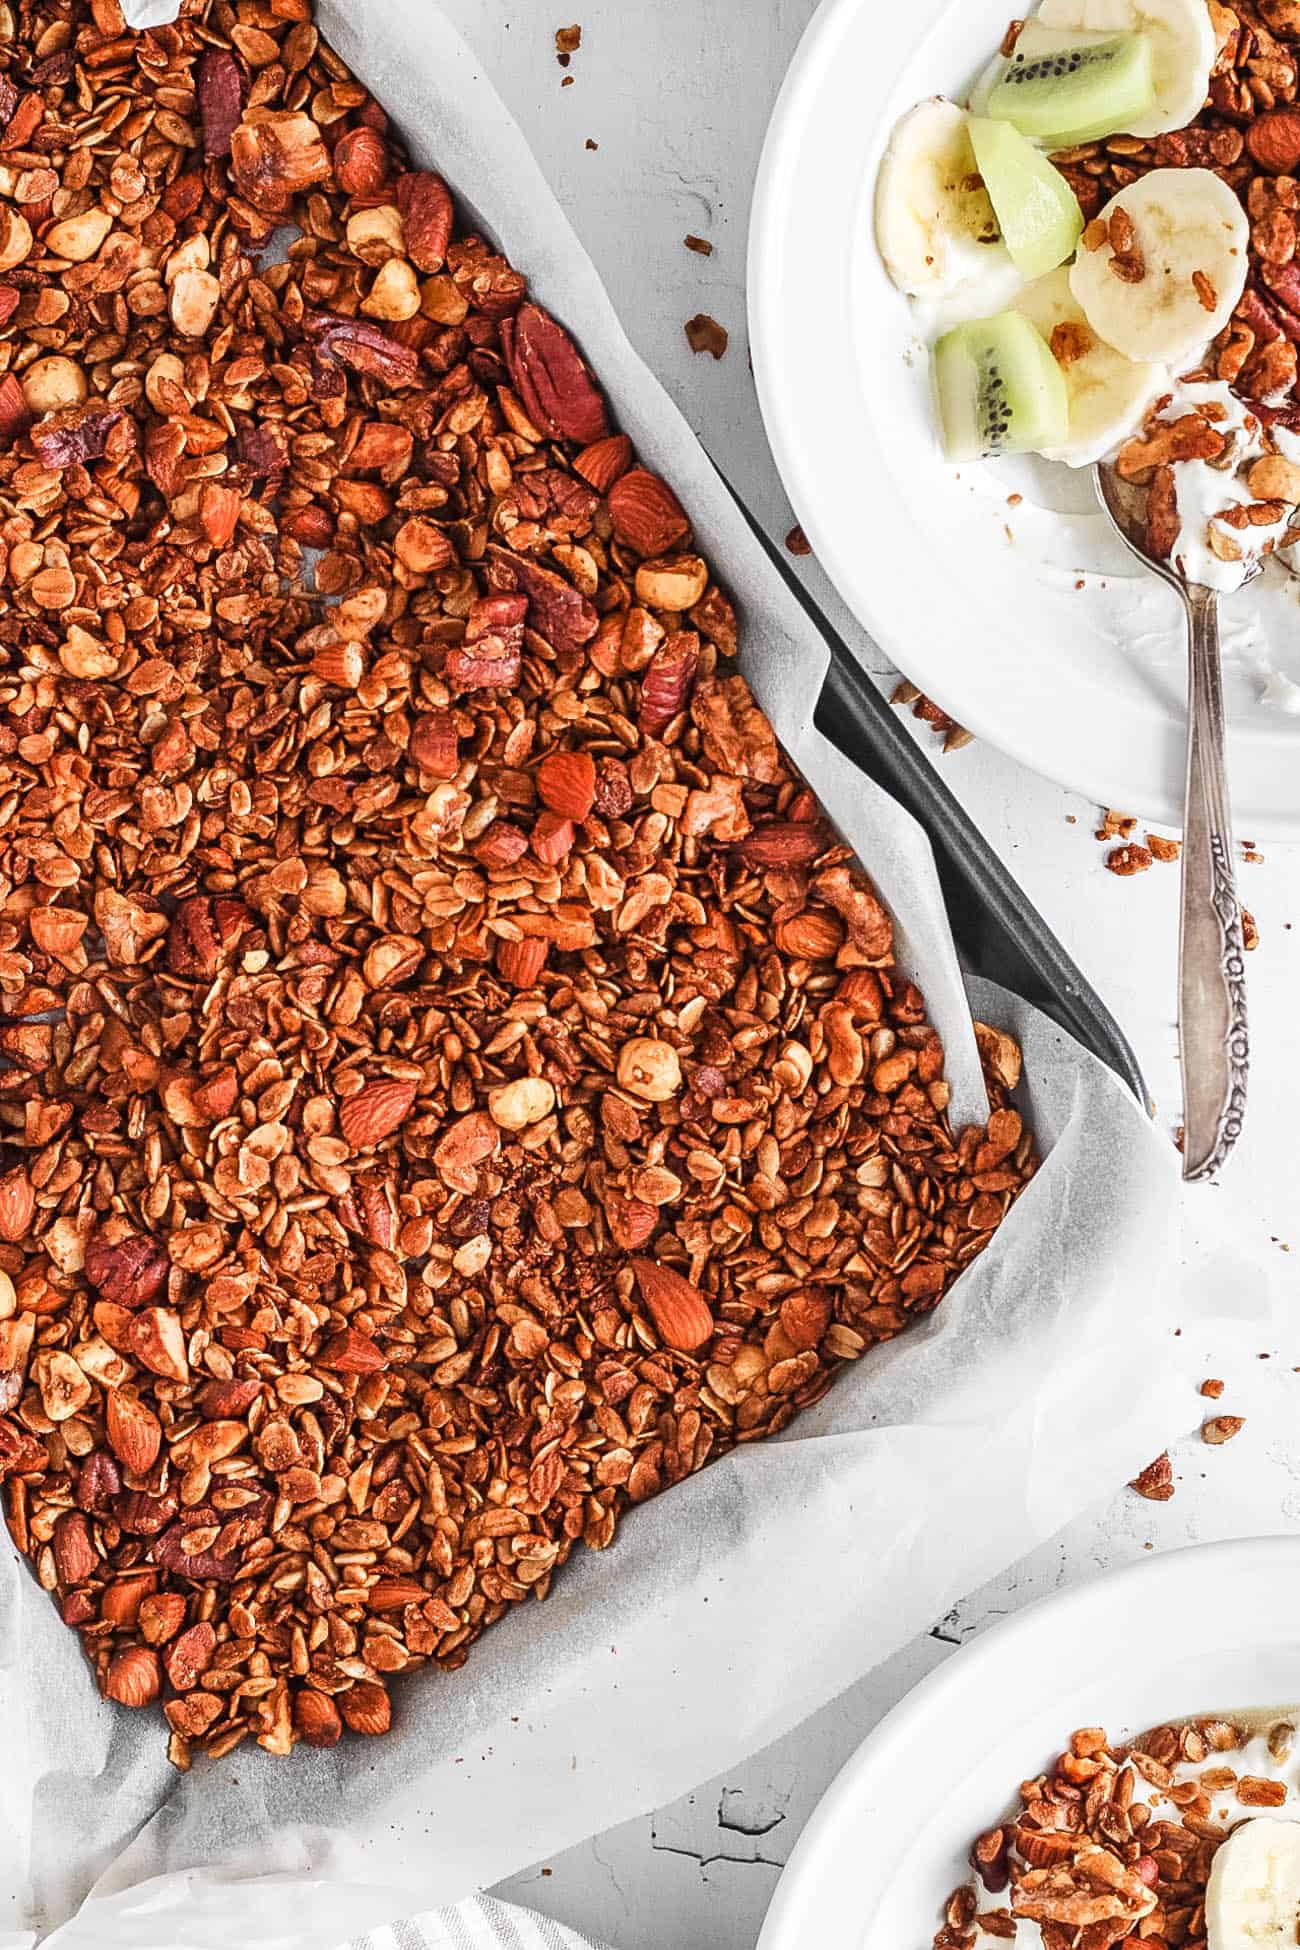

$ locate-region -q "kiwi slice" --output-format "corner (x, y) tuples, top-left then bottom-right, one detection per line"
(933, 313), (1068, 462)
(987, 29), (1156, 148)
(968, 117), (1083, 281)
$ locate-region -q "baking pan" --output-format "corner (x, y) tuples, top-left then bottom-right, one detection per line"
(728, 490), (1149, 1107)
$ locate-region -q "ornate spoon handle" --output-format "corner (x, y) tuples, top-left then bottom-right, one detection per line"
(1179, 581), (1249, 1182)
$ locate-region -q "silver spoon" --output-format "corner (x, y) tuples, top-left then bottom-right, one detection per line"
(1094, 462), (1249, 1182)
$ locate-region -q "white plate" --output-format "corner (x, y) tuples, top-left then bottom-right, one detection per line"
(756, 1537), (1300, 1950)
(748, 0), (1300, 834)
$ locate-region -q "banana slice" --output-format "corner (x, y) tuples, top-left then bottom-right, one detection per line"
(1033, 0), (1216, 138)
(1069, 168), (1248, 364)
(875, 98), (1010, 298)
(1205, 1816), (1300, 1950)
(1014, 266), (1167, 463)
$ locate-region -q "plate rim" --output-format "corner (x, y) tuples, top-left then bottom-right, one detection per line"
(755, 1534), (1300, 1950)
(747, 0), (1300, 838)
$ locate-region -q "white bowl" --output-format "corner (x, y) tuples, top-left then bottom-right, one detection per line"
(749, 0), (1300, 834)
(757, 1538), (1300, 1950)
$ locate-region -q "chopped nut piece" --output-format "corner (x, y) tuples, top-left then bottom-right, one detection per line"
(685, 312), (728, 359)
(1202, 1414), (1246, 1444)
(1106, 843), (1153, 876)
(1130, 1452), (1175, 1501)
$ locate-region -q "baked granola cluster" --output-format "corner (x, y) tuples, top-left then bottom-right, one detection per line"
(1050, 1), (1300, 561)
(0, 0), (1036, 1762)
(941, 1718), (1295, 1950)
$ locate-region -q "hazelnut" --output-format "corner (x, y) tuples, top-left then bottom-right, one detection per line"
(22, 356), (87, 415)
(616, 1037), (682, 1103)
(634, 554), (710, 612)
(346, 204), (405, 265)
(420, 273), (469, 324)
(361, 257), (421, 322)
(487, 1076), (556, 1131)
(1247, 454), (1300, 504)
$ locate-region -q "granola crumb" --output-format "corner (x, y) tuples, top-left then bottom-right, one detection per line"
(1201, 1378), (1225, 1398)
(585, 137), (598, 150)
(685, 312), (728, 359)
(555, 23), (581, 62)
(1146, 833), (1182, 863)
(1106, 843), (1153, 877)
(785, 523), (812, 557)
(561, 73), (574, 87)
(1243, 907), (1260, 951)
(1097, 809), (1137, 841)
(1202, 1415), (1246, 1445)
(684, 234), (713, 256)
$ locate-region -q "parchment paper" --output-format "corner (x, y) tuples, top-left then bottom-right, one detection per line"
(0, 5), (1187, 1945)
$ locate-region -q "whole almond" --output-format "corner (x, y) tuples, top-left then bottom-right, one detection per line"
(630, 1256), (715, 1352)
(608, 468), (690, 556)
(367, 1577), (428, 1611)
(537, 749), (596, 820)
(0, 1166), (35, 1242)
(295, 1689), (343, 1748)
(52, 1509), (98, 1585)
(574, 432), (633, 492)
(340, 1678), (391, 1735)
(98, 1568), (154, 1628)
(737, 824), (825, 869)
(339, 1077), (417, 1149)
(106, 1389), (163, 1474)
(104, 1645), (161, 1708)
(774, 910), (844, 959)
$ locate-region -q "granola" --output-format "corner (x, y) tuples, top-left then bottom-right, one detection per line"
(0, 1), (1036, 1762)
(943, 1713), (1299, 1950)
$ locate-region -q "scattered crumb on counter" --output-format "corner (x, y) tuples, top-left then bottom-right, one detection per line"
(1130, 1452), (1175, 1501)
(785, 524), (811, 557)
(685, 312), (728, 359)
(684, 234), (713, 256)
(1106, 842), (1153, 876)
